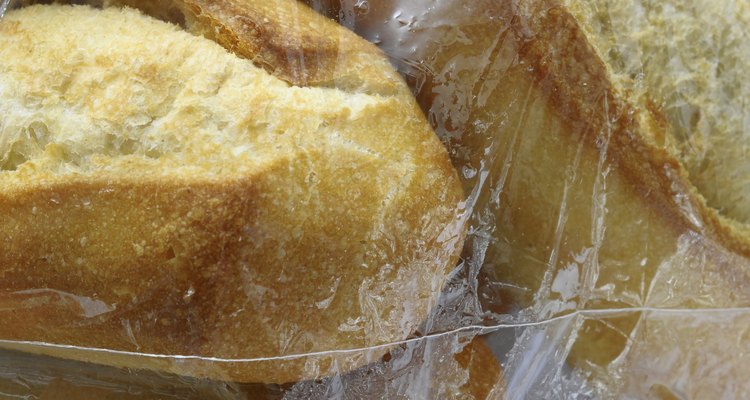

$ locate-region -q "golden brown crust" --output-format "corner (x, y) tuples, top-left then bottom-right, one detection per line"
(335, 0), (750, 393)
(0, 4), (465, 384)
(514, 1), (750, 258)
(93, 0), (404, 95)
(467, 0), (750, 391)
(455, 337), (505, 399)
(20, 0), (408, 94)
(184, 0), (402, 93)
(563, 0), (750, 226)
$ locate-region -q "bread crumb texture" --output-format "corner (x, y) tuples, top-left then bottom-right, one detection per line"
(564, 0), (750, 223)
(0, 4), (464, 383)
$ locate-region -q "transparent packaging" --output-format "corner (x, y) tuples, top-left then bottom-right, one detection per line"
(1, 0), (749, 398)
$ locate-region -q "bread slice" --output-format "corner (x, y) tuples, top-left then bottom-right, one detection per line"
(563, 0), (750, 224)
(333, 0), (750, 396)
(0, 4), (465, 384)
(469, 2), (750, 397)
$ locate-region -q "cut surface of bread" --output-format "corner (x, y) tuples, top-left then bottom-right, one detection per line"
(0, 4), (465, 384)
(460, 1), (750, 397)
(327, 0), (750, 397)
(563, 0), (750, 225)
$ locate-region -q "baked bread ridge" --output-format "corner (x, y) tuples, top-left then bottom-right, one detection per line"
(0, 4), (465, 384)
(97, 0), (406, 96)
(513, 0), (750, 259)
(17, 0), (405, 95)
(492, 0), (750, 395)
(561, 0), (750, 225)
(315, 0), (750, 395)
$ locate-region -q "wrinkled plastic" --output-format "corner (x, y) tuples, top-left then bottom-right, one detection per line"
(2, 0), (750, 398)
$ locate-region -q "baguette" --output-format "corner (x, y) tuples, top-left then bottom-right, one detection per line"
(0, 3), (465, 384)
(331, 0), (750, 396)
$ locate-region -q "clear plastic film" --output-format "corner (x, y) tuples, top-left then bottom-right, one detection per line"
(1, 0), (749, 398)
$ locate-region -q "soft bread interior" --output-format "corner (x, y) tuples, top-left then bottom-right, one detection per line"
(562, 0), (750, 224)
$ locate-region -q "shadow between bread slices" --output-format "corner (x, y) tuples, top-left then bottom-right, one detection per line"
(0, 1), (465, 384)
(321, 0), (750, 391)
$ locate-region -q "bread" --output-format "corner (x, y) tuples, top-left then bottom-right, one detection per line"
(328, 0), (750, 396)
(0, 3), (465, 384)
(563, 0), (750, 224)
(461, 1), (750, 397)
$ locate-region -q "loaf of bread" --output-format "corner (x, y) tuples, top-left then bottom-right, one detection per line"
(563, 0), (750, 224)
(0, 2), (465, 384)
(331, 0), (750, 396)
(464, 1), (750, 396)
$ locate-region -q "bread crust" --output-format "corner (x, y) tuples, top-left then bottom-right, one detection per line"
(89, 0), (405, 95)
(0, 4), (465, 383)
(516, 2), (750, 257)
(332, 0), (750, 395)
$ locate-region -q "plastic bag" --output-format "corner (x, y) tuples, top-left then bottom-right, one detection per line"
(2, 0), (749, 398)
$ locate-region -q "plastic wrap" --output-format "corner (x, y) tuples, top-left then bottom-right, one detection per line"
(1, 0), (749, 398)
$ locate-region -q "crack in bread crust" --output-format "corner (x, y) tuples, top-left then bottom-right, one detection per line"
(0, 3), (465, 384)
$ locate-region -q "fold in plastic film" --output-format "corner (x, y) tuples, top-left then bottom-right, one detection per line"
(1, 0), (750, 398)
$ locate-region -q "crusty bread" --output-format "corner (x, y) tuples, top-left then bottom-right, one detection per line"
(0, 3), (465, 384)
(563, 0), (750, 224)
(332, 0), (750, 396)
(91, 0), (406, 94)
(468, 1), (750, 397)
